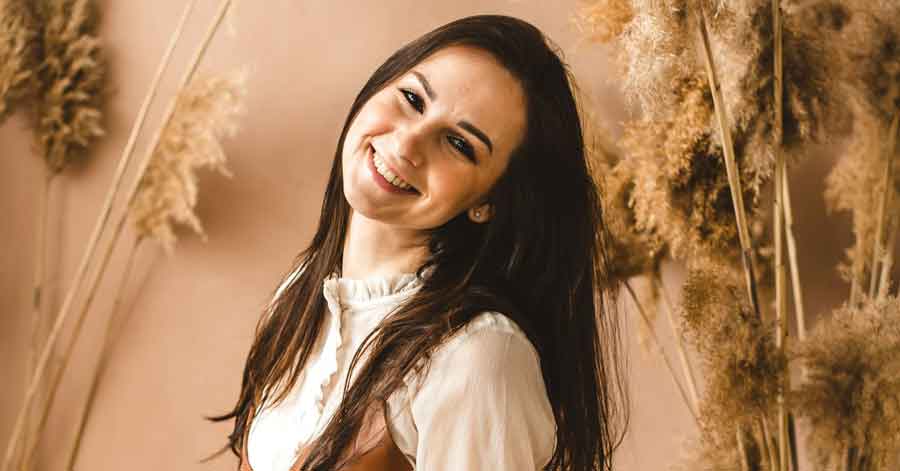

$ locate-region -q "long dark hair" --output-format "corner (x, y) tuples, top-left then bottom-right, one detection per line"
(207, 14), (627, 471)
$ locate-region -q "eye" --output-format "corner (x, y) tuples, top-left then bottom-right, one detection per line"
(400, 88), (424, 113)
(448, 135), (476, 161)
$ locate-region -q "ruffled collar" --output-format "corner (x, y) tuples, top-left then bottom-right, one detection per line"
(322, 265), (433, 311)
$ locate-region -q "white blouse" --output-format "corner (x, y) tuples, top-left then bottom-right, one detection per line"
(246, 267), (557, 471)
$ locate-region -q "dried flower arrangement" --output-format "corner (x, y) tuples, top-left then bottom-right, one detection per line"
(65, 68), (247, 469)
(1, 1), (247, 470)
(1, 0), (107, 469)
(574, 0), (900, 469)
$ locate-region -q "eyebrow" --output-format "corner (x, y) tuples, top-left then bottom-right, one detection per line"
(411, 70), (494, 155)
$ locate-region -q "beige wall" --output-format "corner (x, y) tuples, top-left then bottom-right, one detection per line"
(1, 1), (892, 470)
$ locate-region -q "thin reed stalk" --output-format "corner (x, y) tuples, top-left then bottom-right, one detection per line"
(0, 3), (199, 469)
(771, 1), (792, 470)
(696, 8), (775, 471)
(844, 444), (857, 471)
(761, 415), (779, 471)
(877, 216), (897, 299)
(64, 235), (144, 471)
(869, 112), (898, 300)
(657, 273), (700, 411)
(624, 282), (701, 426)
(788, 413), (798, 471)
(849, 237), (865, 307)
(736, 426), (750, 471)
(782, 173), (806, 341)
(19, 220), (126, 471)
(23, 168), (53, 471)
(696, 8), (761, 319)
(755, 421), (772, 470)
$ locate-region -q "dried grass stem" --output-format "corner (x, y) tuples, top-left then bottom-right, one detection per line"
(658, 273), (701, 411)
(0, 3), (200, 469)
(869, 112), (898, 300)
(696, 8), (762, 319)
(625, 281), (701, 426)
(65, 235), (144, 471)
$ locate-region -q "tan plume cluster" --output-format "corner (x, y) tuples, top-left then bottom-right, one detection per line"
(680, 266), (786, 468)
(0, 0), (36, 123)
(790, 296), (900, 470)
(822, 1), (900, 290)
(680, 266), (785, 423)
(129, 69), (248, 255)
(828, 0), (900, 123)
(575, 0), (824, 272)
(705, 0), (847, 182)
(583, 108), (664, 284)
(825, 114), (889, 284)
(570, 0), (634, 45)
(31, 0), (106, 174)
(619, 75), (778, 279)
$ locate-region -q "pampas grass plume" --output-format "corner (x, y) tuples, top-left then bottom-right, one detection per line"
(681, 266), (785, 424)
(129, 68), (248, 255)
(825, 112), (887, 286)
(830, 0), (900, 123)
(0, 0), (35, 123)
(571, 0), (634, 44)
(790, 296), (900, 470)
(32, 0), (106, 173)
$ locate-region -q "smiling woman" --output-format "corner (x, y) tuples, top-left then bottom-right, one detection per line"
(341, 45), (526, 237)
(207, 14), (626, 471)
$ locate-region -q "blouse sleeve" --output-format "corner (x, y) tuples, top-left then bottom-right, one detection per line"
(408, 316), (557, 470)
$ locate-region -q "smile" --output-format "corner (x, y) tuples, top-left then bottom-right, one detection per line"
(367, 144), (419, 195)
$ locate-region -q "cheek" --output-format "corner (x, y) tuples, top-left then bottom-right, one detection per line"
(427, 166), (482, 212)
(351, 95), (397, 134)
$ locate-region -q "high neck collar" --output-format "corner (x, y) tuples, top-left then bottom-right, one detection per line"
(322, 265), (434, 310)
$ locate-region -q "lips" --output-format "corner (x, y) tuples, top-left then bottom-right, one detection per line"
(368, 143), (419, 194)
(366, 144), (419, 195)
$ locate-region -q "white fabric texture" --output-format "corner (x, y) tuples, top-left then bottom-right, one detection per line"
(246, 267), (557, 471)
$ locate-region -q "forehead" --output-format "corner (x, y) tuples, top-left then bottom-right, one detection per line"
(401, 45), (527, 159)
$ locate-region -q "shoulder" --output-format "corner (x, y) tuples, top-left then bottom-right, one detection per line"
(390, 311), (557, 469)
(407, 310), (549, 408)
(434, 310), (541, 366)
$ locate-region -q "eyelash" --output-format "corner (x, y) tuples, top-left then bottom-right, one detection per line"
(399, 88), (476, 161)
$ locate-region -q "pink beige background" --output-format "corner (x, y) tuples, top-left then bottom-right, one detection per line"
(1, 1), (892, 470)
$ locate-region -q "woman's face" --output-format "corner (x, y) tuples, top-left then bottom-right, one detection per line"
(341, 45), (527, 230)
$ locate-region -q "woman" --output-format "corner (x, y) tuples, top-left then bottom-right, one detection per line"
(208, 14), (626, 471)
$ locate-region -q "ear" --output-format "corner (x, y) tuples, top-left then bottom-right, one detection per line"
(467, 203), (493, 224)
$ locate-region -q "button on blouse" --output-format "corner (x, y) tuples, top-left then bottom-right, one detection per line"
(246, 266), (557, 471)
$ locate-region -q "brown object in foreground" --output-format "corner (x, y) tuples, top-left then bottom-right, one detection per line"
(238, 406), (412, 471)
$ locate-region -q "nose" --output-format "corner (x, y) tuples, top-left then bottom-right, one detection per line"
(386, 122), (425, 168)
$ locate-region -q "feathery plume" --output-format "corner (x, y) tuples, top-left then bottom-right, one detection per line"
(31, 0), (106, 174)
(790, 296), (900, 470)
(620, 73), (775, 279)
(584, 111), (664, 284)
(581, 99), (666, 347)
(129, 68), (247, 255)
(705, 0), (847, 182)
(576, 0), (794, 275)
(823, 1), (900, 295)
(570, 0), (634, 45)
(829, 0), (900, 123)
(681, 266), (786, 428)
(824, 113), (888, 287)
(679, 266), (786, 469)
(0, 0), (36, 123)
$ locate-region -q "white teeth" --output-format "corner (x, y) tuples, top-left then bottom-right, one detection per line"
(372, 150), (413, 190)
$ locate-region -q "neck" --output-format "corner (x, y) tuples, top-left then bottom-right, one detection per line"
(341, 209), (429, 280)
